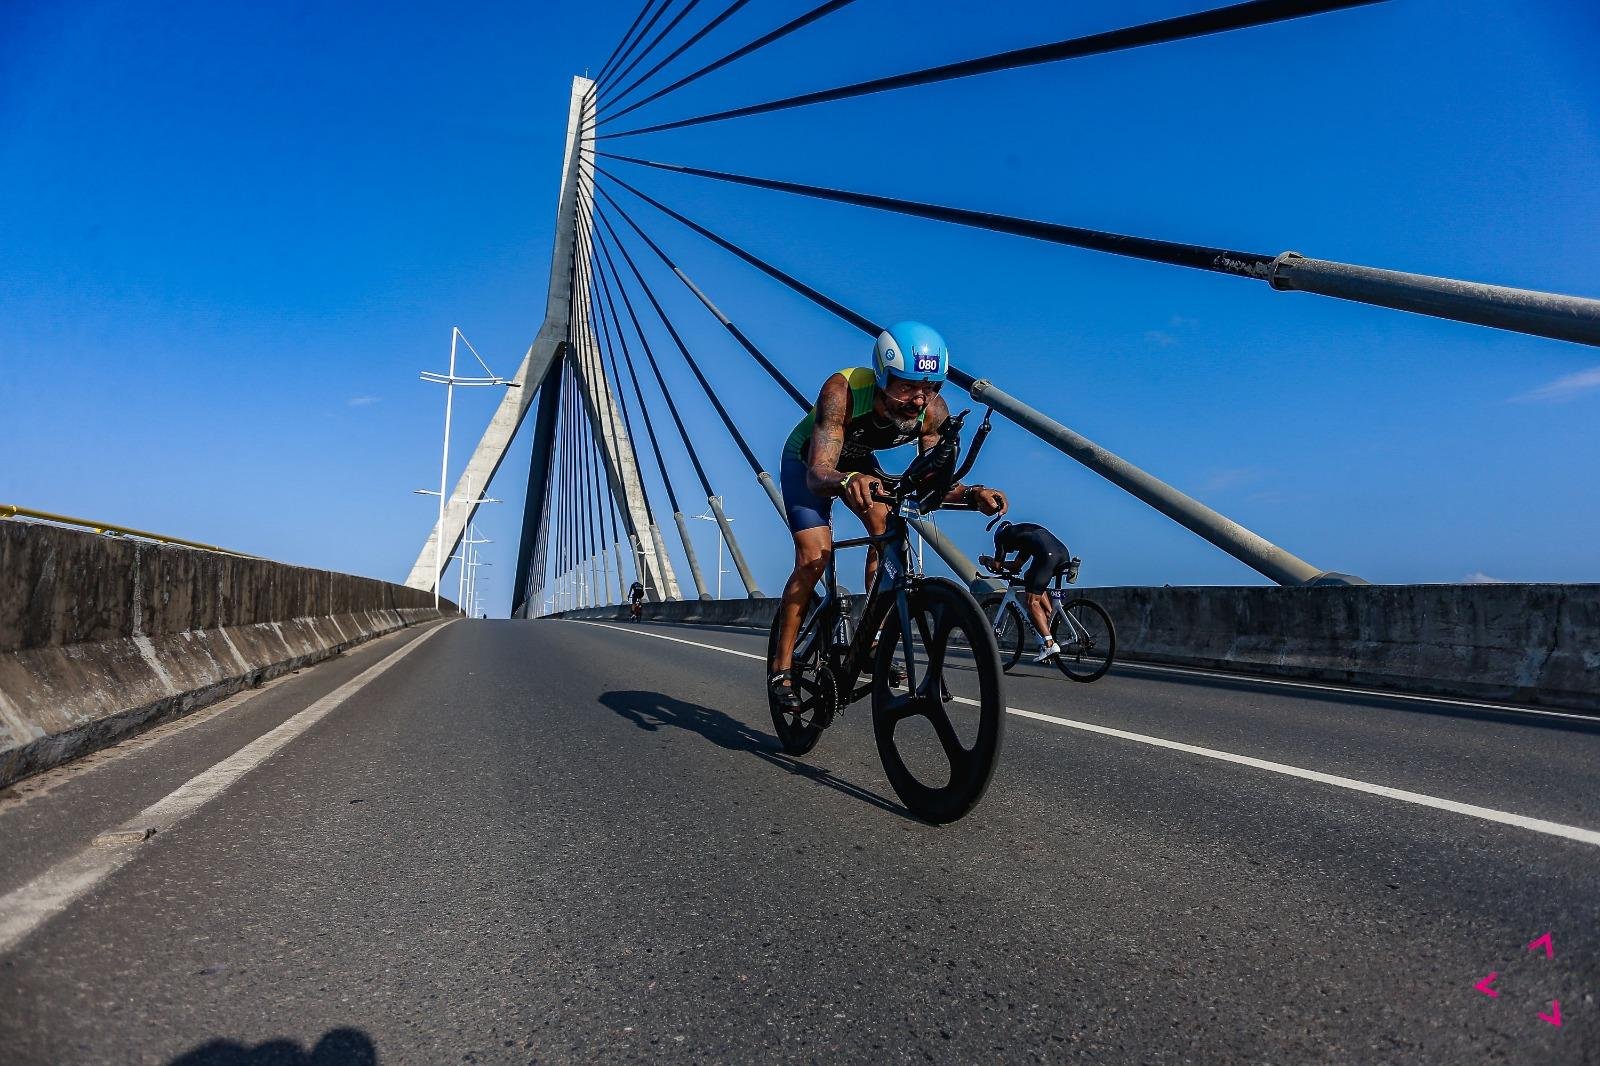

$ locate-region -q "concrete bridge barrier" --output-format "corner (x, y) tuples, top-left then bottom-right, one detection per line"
(552, 582), (1599, 713)
(0, 522), (451, 788)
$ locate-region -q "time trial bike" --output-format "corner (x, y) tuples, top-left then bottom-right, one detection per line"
(765, 410), (1006, 824)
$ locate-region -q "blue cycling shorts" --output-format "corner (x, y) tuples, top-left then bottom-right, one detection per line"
(780, 455), (833, 533)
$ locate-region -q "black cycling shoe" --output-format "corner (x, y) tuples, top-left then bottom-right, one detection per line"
(768, 669), (802, 710)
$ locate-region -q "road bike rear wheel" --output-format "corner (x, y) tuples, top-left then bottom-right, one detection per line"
(766, 594), (835, 754)
(872, 578), (1006, 824)
(1050, 597), (1116, 683)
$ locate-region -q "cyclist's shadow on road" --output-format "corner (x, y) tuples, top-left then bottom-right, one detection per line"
(598, 689), (918, 822)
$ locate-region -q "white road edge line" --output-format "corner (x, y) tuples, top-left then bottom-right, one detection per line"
(0, 620), (454, 957)
(572, 620), (1600, 848)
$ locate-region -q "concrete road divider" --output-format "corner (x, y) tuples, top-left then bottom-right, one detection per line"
(0, 522), (453, 788)
(550, 582), (1599, 713)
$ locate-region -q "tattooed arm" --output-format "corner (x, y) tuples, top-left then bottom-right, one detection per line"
(804, 374), (855, 497)
(920, 394), (1008, 514)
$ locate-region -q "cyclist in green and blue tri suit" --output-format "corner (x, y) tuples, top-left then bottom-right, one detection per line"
(767, 321), (1009, 709)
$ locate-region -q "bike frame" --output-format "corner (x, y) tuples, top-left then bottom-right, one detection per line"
(988, 577), (1093, 646)
(792, 502), (928, 707)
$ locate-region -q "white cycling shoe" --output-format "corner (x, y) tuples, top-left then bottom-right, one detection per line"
(1032, 642), (1062, 664)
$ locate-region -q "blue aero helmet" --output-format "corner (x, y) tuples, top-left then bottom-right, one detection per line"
(872, 321), (949, 391)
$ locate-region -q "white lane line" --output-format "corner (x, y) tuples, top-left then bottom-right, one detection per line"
(590, 619), (1591, 723)
(572, 620), (1600, 848)
(1107, 659), (1598, 722)
(0, 620), (453, 957)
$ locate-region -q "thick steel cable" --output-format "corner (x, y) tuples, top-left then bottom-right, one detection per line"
(592, 202), (768, 477)
(600, 154), (1273, 279)
(590, 222), (716, 498)
(595, 0), (859, 130)
(579, 210), (662, 527)
(575, 342), (599, 576)
(573, 202), (631, 539)
(597, 163), (881, 332)
(603, 0), (1384, 138)
(596, 0), (754, 118)
(603, 155), (1600, 349)
(580, 265), (626, 550)
(591, 180), (810, 410)
(600, 0), (703, 107)
(595, 0), (672, 89)
(566, 362), (583, 599)
(579, 303), (622, 554)
(587, 214), (687, 514)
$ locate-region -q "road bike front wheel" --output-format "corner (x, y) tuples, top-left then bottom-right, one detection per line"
(980, 593), (1029, 673)
(766, 594), (836, 754)
(872, 578), (1006, 824)
(1050, 598), (1116, 683)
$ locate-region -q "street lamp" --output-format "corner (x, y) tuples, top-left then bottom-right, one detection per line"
(692, 497), (732, 600)
(417, 327), (519, 609)
(415, 474), (500, 615)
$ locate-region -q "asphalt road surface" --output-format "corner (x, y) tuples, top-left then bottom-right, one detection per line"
(2, 617), (1596, 1064)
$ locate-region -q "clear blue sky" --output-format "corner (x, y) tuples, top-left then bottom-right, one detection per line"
(4, 0), (1598, 616)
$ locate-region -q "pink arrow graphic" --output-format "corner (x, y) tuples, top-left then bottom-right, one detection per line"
(1538, 1000), (1562, 1027)
(1528, 931), (1555, 958)
(1475, 973), (1500, 998)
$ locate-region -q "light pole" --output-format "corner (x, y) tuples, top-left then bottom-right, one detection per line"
(418, 327), (519, 609)
(415, 472), (500, 615)
(692, 498), (732, 600)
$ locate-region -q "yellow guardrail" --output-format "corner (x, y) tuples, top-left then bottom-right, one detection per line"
(1, 504), (258, 558)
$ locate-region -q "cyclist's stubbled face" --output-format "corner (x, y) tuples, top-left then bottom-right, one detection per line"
(881, 378), (941, 426)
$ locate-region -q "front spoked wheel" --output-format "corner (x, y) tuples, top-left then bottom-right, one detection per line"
(872, 578), (1006, 824)
(1050, 597), (1116, 683)
(766, 595), (837, 754)
(980, 593), (1029, 673)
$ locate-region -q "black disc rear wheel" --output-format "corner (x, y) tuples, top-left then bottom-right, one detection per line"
(872, 578), (1006, 824)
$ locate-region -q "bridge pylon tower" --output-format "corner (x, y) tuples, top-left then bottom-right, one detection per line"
(404, 77), (680, 615)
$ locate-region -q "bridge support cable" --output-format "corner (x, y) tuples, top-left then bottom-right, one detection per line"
(599, 0), (704, 107)
(587, 224), (723, 600)
(594, 0), (663, 88)
(591, 207), (765, 597)
(602, 154), (1600, 351)
(578, 218), (669, 600)
(582, 213), (713, 600)
(583, 312), (628, 602)
(596, 0), (755, 119)
(561, 155), (683, 602)
(566, 366), (586, 607)
(602, 170), (1344, 587)
(590, 184), (802, 521)
(587, 171), (991, 589)
(590, 0), (860, 132)
(579, 331), (619, 604)
(511, 351), (565, 617)
(587, 184), (791, 523)
(571, 366), (600, 606)
(577, 209), (679, 599)
(601, 0), (1383, 139)
(595, 0), (672, 90)
(573, 203), (645, 603)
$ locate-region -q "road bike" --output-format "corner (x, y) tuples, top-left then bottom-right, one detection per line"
(765, 410), (1006, 824)
(979, 562), (1116, 682)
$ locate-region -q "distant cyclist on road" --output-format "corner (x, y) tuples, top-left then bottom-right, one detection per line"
(628, 580), (646, 621)
(981, 520), (1075, 663)
(768, 321), (1008, 709)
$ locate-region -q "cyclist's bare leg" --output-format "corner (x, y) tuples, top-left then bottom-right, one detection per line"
(1026, 591), (1053, 640)
(771, 526), (833, 673)
(839, 495), (890, 594)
